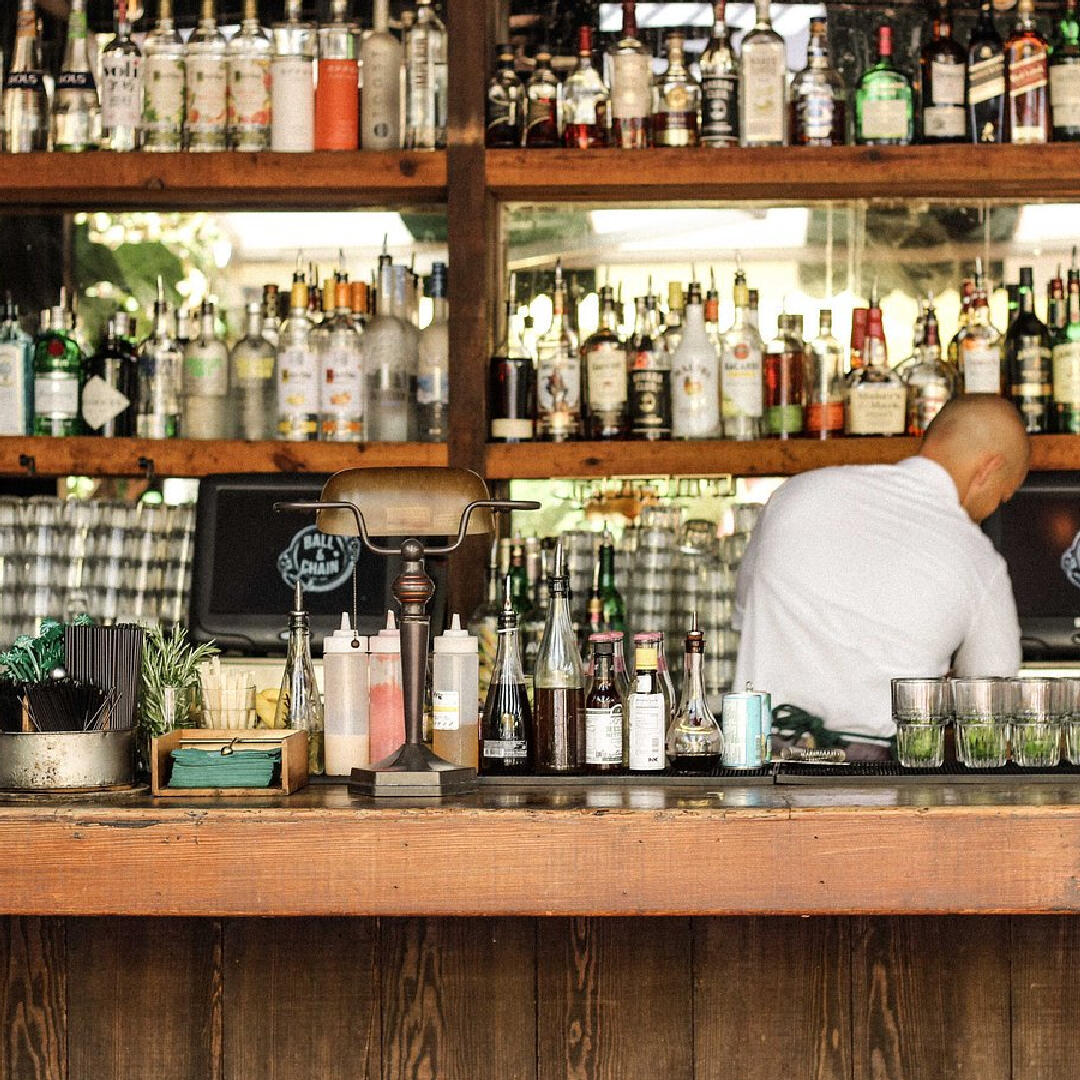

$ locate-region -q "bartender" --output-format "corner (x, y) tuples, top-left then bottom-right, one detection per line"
(733, 396), (1030, 760)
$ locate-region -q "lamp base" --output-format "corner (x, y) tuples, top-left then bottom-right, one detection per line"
(348, 741), (477, 798)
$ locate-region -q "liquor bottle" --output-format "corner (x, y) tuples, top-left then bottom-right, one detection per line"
(524, 47), (560, 148)
(628, 294), (672, 440)
(904, 297), (955, 436)
(227, 0), (272, 151)
(52, 0), (101, 152)
(918, 0), (967, 142)
(230, 301), (277, 440)
(1053, 261), (1080, 432)
(672, 283), (720, 439)
(137, 278), (182, 438)
(183, 299), (230, 439)
(1006, 0), (1050, 142)
(174, 306), (193, 350)
(739, 0), (787, 147)
(33, 290), (83, 437)
(100, 0), (142, 152)
(806, 308), (845, 438)
(967, 0), (1006, 142)
(142, 0), (185, 152)
(361, 0), (402, 150)
(316, 0), (359, 151)
(270, 0), (316, 152)
(790, 16), (846, 146)
(959, 274), (1003, 393)
(0, 294), (33, 435)
(855, 25), (914, 145)
(653, 30), (700, 147)
(849, 307), (867, 369)
(507, 539), (531, 620)
(277, 272), (319, 441)
(721, 271), (764, 440)
(563, 27), (608, 148)
(418, 262), (449, 442)
(609, 0), (652, 149)
(405, 0), (448, 150)
(470, 541), (501, 708)
(275, 582), (325, 776)
(895, 298), (927, 382)
(700, 0), (739, 148)
(480, 577), (533, 776)
(1006, 267), (1054, 431)
(1052, 0), (1080, 140)
(667, 620), (722, 773)
(536, 261), (581, 441)
(1049, 269), (1067, 333)
(521, 543), (549, 681)
(3, 0), (48, 153)
(487, 44), (524, 148)
(364, 257), (412, 441)
(846, 297), (906, 435)
(764, 313), (806, 439)
(489, 280), (536, 442)
(533, 544), (586, 773)
(948, 279), (974, 368)
(626, 642), (670, 772)
(185, 0), (227, 151)
(320, 280), (365, 441)
(597, 530), (626, 634)
(83, 311), (139, 437)
(664, 282), (684, 357)
(585, 639), (625, 775)
(583, 285), (628, 439)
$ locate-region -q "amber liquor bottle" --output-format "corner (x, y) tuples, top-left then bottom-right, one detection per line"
(1005, 0), (1049, 143)
(583, 285), (628, 439)
(919, 0), (967, 141)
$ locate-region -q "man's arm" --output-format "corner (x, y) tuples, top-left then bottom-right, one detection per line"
(952, 565), (1022, 677)
(733, 506), (766, 632)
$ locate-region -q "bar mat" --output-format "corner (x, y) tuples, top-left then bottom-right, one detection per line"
(477, 766), (775, 788)
(775, 761), (1080, 785)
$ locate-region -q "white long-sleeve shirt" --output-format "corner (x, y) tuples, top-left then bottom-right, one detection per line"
(733, 456), (1022, 738)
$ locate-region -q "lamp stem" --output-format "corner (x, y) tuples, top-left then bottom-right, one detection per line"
(392, 538), (435, 749)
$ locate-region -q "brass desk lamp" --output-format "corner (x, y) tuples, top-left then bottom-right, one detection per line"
(276, 467), (538, 797)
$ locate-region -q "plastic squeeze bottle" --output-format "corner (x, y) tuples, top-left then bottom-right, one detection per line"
(322, 611), (369, 777)
(368, 610), (405, 764)
(432, 613), (479, 768)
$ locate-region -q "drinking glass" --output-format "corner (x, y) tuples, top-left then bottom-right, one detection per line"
(952, 677), (1011, 768)
(1009, 677), (1061, 768)
(1056, 678), (1080, 762)
(896, 722), (946, 768)
(892, 677), (950, 721)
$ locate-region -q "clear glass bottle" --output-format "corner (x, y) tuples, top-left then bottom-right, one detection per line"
(142, 0), (186, 152)
(227, 0), (272, 151)
(275, 582), (325, 776)
(1005, 0), (1049, 142)
(315, 0), (359, 151)
(626, 642), (670, 773)
(806, 308), (846, 438)
(270, 0), (315, 152)
(609, 0), (652, 149)
(84, 311), (139, 437)
(739, 0), (787, 147)
(364, 257), (413, 442)
(489, 281), (536, 442)
(846, 298), (906, 435)
(185, 0), (227, 151)
(362, 0), (402, 150)
(653, 30), (700, 147)
(524, 47), (560, 148)
(1053, 262), (1080, 432)
(904, 297), (956, 436)
(919, 0), (967, 142)
(585, 639), (625, 775)
(1051, 0), (1080, 140)
(1006, 266), (1054, 432)
(183, 299), (230, 439)
(628, 293), (672, 439)
(700, 0), (739, 147)
(3, 0), (48, 153)
(230, 301), (277, 441)
(100, 0), (142, 152)
(277, 273), (320, 441)
(563, 27), (608, 148)
(405, 0), (448, 150)
(487, 44), (524, 148)
(721, 270), (764, 440)
(33, 290), (83, 437)
(0, 293), (33, 435)
(855, 25), (914, 145)
(764, 313), (806, 439)
(536, 261), (581, 441)
(672, 283), (720, 439)
(790, 15), (846, 146)
(968, 0), (1006, 143)
(583, 284), (628, 439)
(664, 281), (685, 357)
(480, 576), (533, 776)
(959, 275), (1003, 394)
(667, 621), (722, 773)
(318, 279), (365, 441)
(418, 261), (449, 442)
(137, 278), (182, 438)
(470, 541), (501, 708)
(52, 0), (101, 152)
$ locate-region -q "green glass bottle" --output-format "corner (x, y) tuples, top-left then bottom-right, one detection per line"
(33, 290), (83, 437)
(1052, 258), (1080, 433)
(855, 25), (913, 145)
(1050, 0), (1080, 140)
(598, 530), (627, 635)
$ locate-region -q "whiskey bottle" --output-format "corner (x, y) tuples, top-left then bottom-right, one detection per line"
(487, 44), (524, 148)
(671, 283), (720, 439)
(226, 0), (272, 152)
(52, 0), (101, 152)
(846, 298), (905, 435)
(1005, 267), (1053, 432)
(562, 27), (608, 148)
(764, 313), (806, 438)
(626, 643), (669, 773)
(806, 308), (845, 439)
(948, 278), (974, 367)
(739, 0), (787, 147)
(958, 276), (1003, 394)
(1049, 269), (1067, 333)
(1050, 0), (1080, 141)
(720, 271), (764, 440)
(919, 0), (967, 142)
(100, 0), (142, 152)
(270, 0), (316, 152)
(536, 261), (581, 441)
(277, 273), (320, 441)
(480, 577), (533, 776)
(524, 47), (560, 148)
(230, 301), (277, 441)
(790, 16), (845, 146)
(856, 25), (913, 145)
(667, 620), (722, 774)
(585, 639), (625, 774)
(405, 0), (449, 149)
(583, 285), (628, 439)
(628, 294), (672, 440)
(967, 0), (1006, 142)
(137, 278), (182, 438)
(3, 0), (48, 153)
(1053, 262), (1080, 432)
(361, 0), (402, 150)
(609, 0), (652, 149)
(653, 30), (700, 147)
(1005, 0), (1049, 143)
(489, 279), (535, 442)
(700, 0), (739, 147)
(185, 0), (227, 151)
(903, 297), (956, 436)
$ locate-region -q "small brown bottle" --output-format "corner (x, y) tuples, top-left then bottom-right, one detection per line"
(585, 639), (625, 775)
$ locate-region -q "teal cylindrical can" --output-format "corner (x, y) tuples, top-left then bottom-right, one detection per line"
(721, 692), (764, 769)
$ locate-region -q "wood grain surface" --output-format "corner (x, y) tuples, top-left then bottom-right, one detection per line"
(0, 918), (65, 1080)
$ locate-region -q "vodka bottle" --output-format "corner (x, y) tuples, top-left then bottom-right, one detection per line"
(315, 0), (359, 151)
(185, 0), (228, 151)
(3, 0), (48, 153)
(142, 0), (186, 152)
(100, 0), (142, 152)
(720, 271), (764, 440)
(361, 0), (402, 149)
(319, 281), (365, 442)
(739, 0), (787, 147)
(227, 0), (272, 151)
(183, 299), (230, 439)
(672, 284), (720, 439)
(395, 264), (422, 439)
(405, 0), (448, 149)
(417, 262), (449, 442)
(52, 0), (101, 152)
(364, 258), (412, 441)
(0, 294), (34, 436)
(230, 302), (277, 441)
(137, 279), (182, 438)
(271, 0), (315, 151)
(278, 274), (320, 441)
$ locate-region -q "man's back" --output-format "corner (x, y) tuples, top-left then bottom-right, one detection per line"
(733, 455), (1021, 737)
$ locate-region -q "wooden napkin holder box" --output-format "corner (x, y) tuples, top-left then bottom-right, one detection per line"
(151, 729), (309, 796)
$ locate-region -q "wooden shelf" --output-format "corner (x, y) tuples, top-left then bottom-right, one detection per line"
(0, 437), (447, 479)
(486, 144), (1080, 203)
(486, 434), (1080, 480)
(0, 151), (447, 209)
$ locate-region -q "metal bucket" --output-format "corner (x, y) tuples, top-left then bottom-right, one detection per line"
(0, 730), (135, 791)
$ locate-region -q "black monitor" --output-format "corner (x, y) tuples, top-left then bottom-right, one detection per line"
(189, 474), (448, 656)
(983, 471), (1080, 661)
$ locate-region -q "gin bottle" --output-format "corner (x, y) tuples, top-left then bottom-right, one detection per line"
(361, 0), (402, 150)
(487, 44), (524, 148)
(653, 30), (700, 147)
(319, 281), (365, 442)
(0, 294), (33, 436)
(278, 274), (320, 441)
(3, 0), (48, 153)
(763, 313), (806, 438)
(230, 301), (277, 441)
(417, 262), (449, 442)
(100, 0), (142, 152)
(536, 260), (581, 441)
(855, 25), (913, 145)
(700, 0), (738, 147)
(270, 0), (315, 152)
(227, 0), (272, 151)
(739, 0), (787, 147)
(405, 0), (448, 149)
(609, 0), (652, 148)
(562, 27), (608, 148)
(806, 308), (845, 438)
(671, 283), (720, 439)
(137, 278), (182, 438)
(185, 0), (228, 152)
(720, 271), (764, 440)
(33, 290), (83, 437)
(52, 0), (101, 152)
(183, 299), (230, 439)
(142, 0), (186, 152)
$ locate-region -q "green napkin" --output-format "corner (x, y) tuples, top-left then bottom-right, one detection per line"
(168, 748), (281, 789)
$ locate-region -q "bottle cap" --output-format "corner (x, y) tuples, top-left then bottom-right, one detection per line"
(593, 639), (614, 657)
(323, 611), (367, 654)
(635, 645), (659, 670)
(370, 610), (401, 654)
(434, 613), (478, 654)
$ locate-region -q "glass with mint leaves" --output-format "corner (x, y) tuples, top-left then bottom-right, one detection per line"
(892, 677), (949, 768)
(953, 676), (1010, 769)
(1010, 677), (1063, 769)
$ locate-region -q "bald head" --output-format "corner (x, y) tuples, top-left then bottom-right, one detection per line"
(919, 396), (1030, 522)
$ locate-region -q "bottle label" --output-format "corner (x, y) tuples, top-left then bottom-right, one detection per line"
(482, 736), (528, 761)
(721, 341), (763, 420)
(628, 693), (666, 771)
(4, 70), (45, 91)
(611, 51), (651, 120)
(845, 383), (906, 435)
(143, 55), (186, 134)
(585, 704), (624, 766)
(629, 368), (672, 435)
(797, 91), (836, 140)
(184, 347), (228, 394)
(81, 374), (130, 431)
(321, 346), (364, 418)
(931, 60), (965, 106)
(1009, 53), (1048, 96)
(1051, 64), (1080, 128)
(701, 74), (738, 143)
(968, 53), (1005, 105)
(102, 53), (142, 131)
(416, 368), (448, 406)
(765, 403), (803, 435)
(34, 374), (79, 418)
(961, 342), (1001, 393)
(57, 70), (96, 91)
(0, 343), (28, 435)
(278, 346), (320, 433)
(673, 352), (720, 436)
(859, 97), (908, 139)
(909, 383), (950, 435)
(235, 353), (275, 380)
(923, 104), (966, 137)
(361, 42), (401, 148)
(491, 416), (533, 439)
(316, 58), (360, 150)
(1053, 342), (1080, 405)
(271, 56), (315, 151)
(586, 342), (628, 411)
(537, 349), (580, 428)
(228, 56), (272, 133)
(487, 95), (519, 136)
(1014, 341), (1053, 395)
(186, 56), (227, 135)
(805, 400), (844, 433)
(741, 43), (785, 144)
(525, 93), (558, 139)
(433, 690), (461, 731)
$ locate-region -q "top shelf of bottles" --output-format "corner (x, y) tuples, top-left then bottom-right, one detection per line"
(0, 151), (448, 210)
